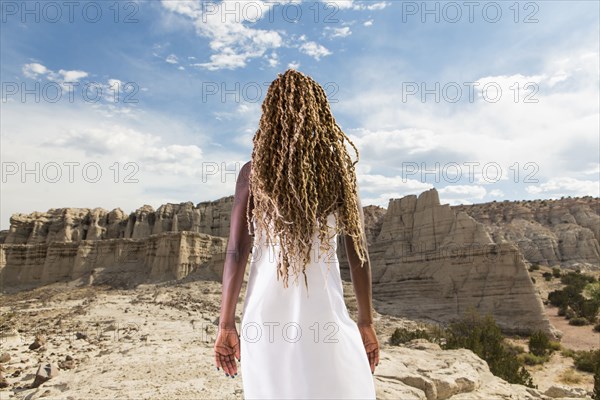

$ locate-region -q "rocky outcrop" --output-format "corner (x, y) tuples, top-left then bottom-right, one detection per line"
(0, 232), (228, 293)
(452, 196), (600, 271)
(375, 339), (592, 399)
(1, 197), (234, 245)
(368, 189), (560, 340)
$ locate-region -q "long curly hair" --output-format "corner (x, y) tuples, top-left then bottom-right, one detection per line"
(246, 68), (368, 292)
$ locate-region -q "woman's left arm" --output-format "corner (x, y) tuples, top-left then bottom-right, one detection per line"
(218, 161), (253, 329)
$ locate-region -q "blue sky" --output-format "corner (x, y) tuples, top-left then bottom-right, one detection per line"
(1, 0), (599, 230)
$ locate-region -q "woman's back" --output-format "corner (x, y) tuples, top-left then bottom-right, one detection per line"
(240, 209), (376, 399)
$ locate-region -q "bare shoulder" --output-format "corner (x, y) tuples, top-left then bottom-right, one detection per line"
(237, 160), (252, 187)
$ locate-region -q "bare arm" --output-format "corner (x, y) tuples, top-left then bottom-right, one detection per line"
(218, 161), (253, 329)
(343, 195), (374, 325)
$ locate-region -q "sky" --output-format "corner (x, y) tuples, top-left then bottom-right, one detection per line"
(1, 0), (599, 230)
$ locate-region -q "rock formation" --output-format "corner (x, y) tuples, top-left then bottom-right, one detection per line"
(1, 197), (234, 245)
(452, 196), (600, 271)
(0, 231), (227, 293)
(366, 188), (561, 339)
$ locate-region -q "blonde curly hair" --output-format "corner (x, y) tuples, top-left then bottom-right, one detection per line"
(246, 68), (368, 292)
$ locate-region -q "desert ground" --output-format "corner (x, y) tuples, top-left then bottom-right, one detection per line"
(0, 268), (597, 399)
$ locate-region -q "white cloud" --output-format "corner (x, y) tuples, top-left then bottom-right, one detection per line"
(59, 69), (88, 82)
(160, 0), (385, 69)
(19, 63), (134, 107)
(108, 78), (123, 87)
(165, 54), (179, 64)
(22, 63), (48, 78)
(288, 61), (301, 69)
(525, 177), (600, 198)
(325, 1), (389, 11)
(438, 185), (487, 199)
(160, 0), (289, 70)
(23, 63), (88, 83)
(299, 41), (332, 60)
(266, 51), (279, 67)
(325, 26), (352, 38)
(363, 19), (373, 27)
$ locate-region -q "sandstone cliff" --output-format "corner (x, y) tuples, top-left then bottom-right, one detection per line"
(0, 232), (228, 293)
(1, 197), (234, 245)
(452, 197), (600, 271)
(364, 188), (560, 339)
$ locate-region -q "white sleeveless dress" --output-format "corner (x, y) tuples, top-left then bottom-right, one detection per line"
(240, 211), (377, 400)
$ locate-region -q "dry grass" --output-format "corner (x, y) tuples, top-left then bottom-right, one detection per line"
(558, 368), (583, 384)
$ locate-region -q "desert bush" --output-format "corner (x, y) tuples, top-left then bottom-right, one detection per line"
(543, 272), (553, 281)
(585, 282), (600, 303)
(528, 330), (552, 357)
(548, 290), (569, 308)
(557, 306), (567, 316)
(529, 264), (541, 271)
(574, 349), (600, 373)
(390, 327), (432, 345)
(552, 267), (562, 278)
(569, 317), (589, 326)
(561, 271), (595, 291)
(531, 277), (536, 284)
(565, 307), (577, 320)
(594, 323), (600, 332)
(580, 299), (600, 323)
(442, 308), (535, 388)
(548, 341), (562, 352)
(519, 353), (547, 365)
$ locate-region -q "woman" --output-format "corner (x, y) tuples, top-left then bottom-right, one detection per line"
(214, 68), (379, 399)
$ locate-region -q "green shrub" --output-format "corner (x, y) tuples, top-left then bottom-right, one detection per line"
(529, 330), (552, 357)
(442, 308), (535, 388)
(585, 282), (600, 303)
(569, 317), (589, 326)
(580, 299), (600, 323)
(520, 353), (548, 365)
(529, 264), (541, 271)
(558, 306), (567, 316)
(390, 327), (432, 345)
(561, 272), (595, 291)
(543, 272), (553, 281)
(552, 267), (562, 278)
(549, 290), (569, 308)
(594, 323), (600, 332)
(531, 277), (536, 284)
(574, 349), (600, 373)
(549, 341), (562, 352)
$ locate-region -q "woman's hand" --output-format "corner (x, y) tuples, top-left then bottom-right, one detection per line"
(214, 326), (241, 378)
(357, 322), (380, 374)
